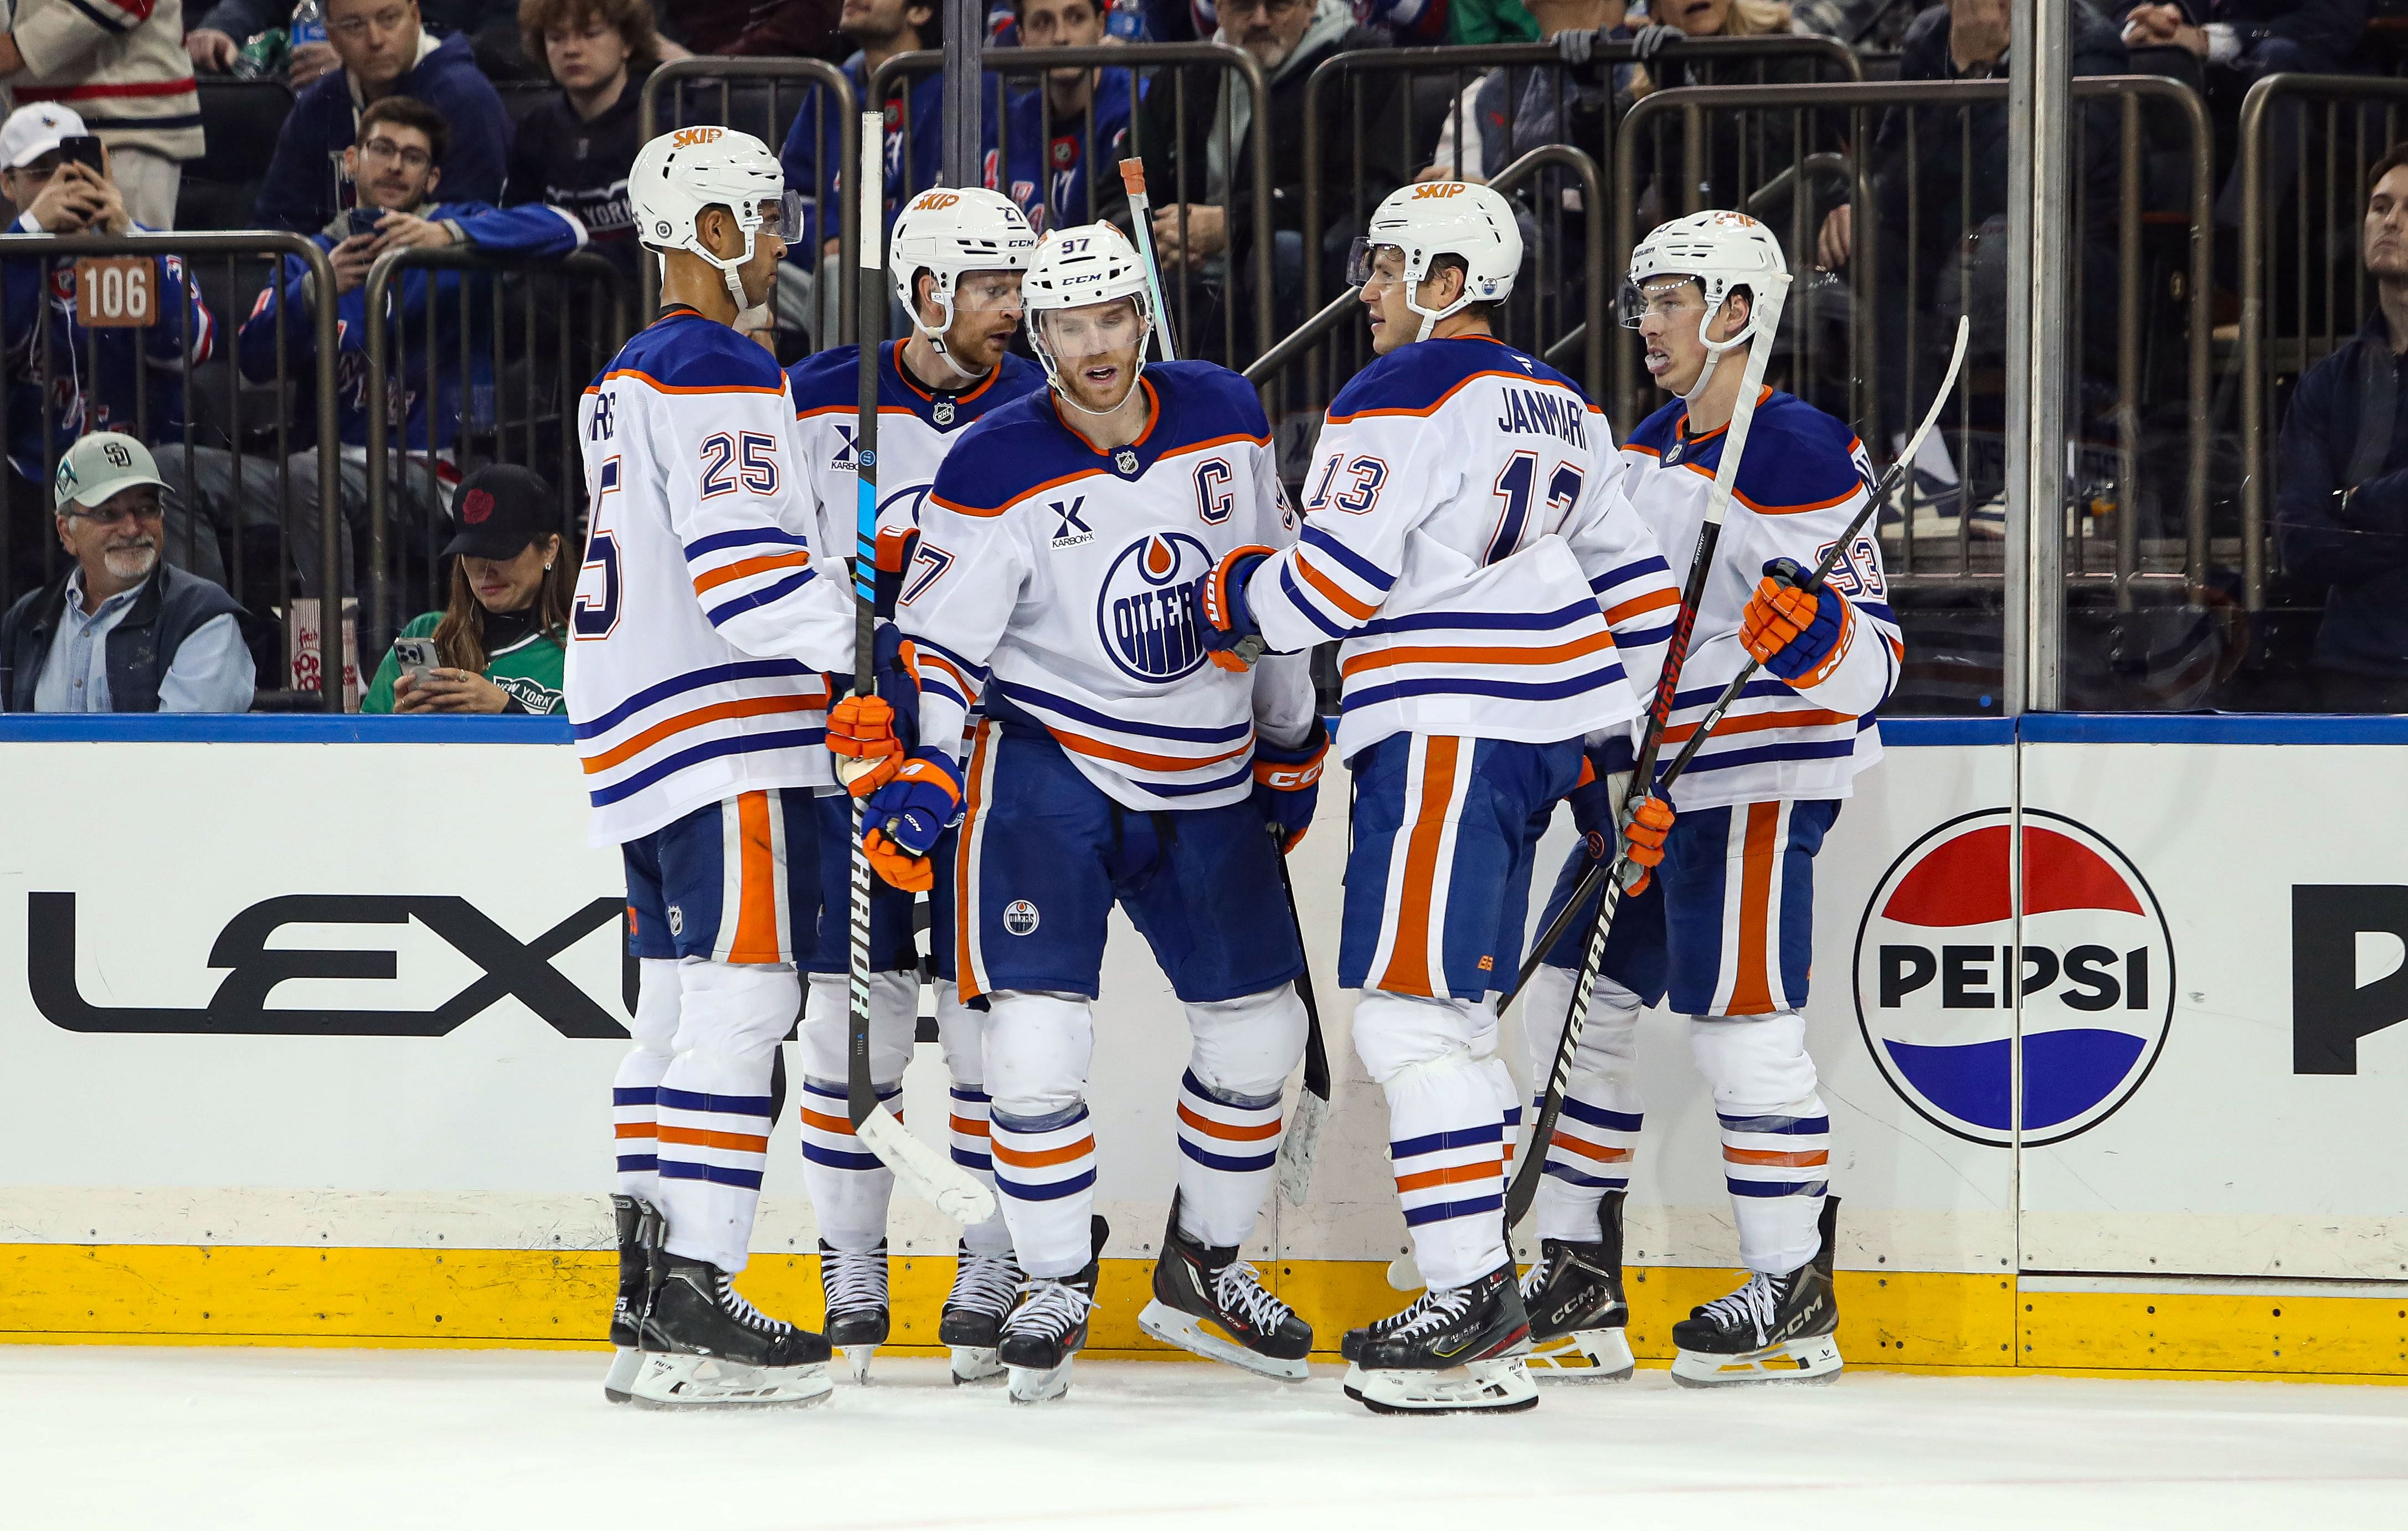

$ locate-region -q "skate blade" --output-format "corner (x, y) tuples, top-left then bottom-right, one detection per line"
(1005, 1357), (1076, 1405)
(603, 1345), (641, 1405)
(1136, 1300), (1309, 1381)
(842, 1344), (878, 1385)
(1670, 1332), (1843, 1388)
(1341, 1357), (1539, 1415)
(949, 1345), (1005, 1385)
(1526, 1326), (1637, 1384)
(627, 1352), (835, 1410)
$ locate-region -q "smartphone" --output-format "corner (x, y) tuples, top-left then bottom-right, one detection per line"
(343, 205), (387, 241)
(393, 636), (440, 680)
(55, 135), (106, 175)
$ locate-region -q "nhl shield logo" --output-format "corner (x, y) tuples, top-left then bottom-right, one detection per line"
(1004, 900), (1040, 936)
(934, 398), (956, 426)
(1113, 446), (1139, 477)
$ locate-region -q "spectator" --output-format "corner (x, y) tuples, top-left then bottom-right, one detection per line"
(253, 0), (514, 233)
(1, 105), (217, 597)
(0, 0), (203, 229)
(656, 0), (844, 56)
(165, 96), (583, 621)
(0, 433), (256, 713)
(985, 0), (1136, 234)
(189, 0), (527, 84)
(1416, 0), (1628, 184)
(1185, 0), (1521, 42)
(2276, 146), (2408, 715)
(362, 463), (568, 713)
(1107, 0), (1408, 357)
(505, 0), (658, 281)
(778, 0), (947, 345)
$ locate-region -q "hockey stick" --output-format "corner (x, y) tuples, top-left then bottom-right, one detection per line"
(1270, 823), (1331, 1206)
(843, 112), (997, 1226)
(1118, 158), (1179, 363)
(1494, 312), (1971, 1236)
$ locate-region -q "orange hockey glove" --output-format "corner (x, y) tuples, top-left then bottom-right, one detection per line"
(1618, 794), (1675, 896)
(829, 692), (905, 795)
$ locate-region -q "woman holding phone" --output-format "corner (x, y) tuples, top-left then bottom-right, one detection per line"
(362, 464), (572, 714)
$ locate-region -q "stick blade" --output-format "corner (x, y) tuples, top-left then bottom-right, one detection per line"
(856, 1104), (997, 1225)
(1275, 1089), (1328, 1206)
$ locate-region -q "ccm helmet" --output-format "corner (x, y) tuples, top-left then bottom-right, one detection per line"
(1022, 222), (1156, 413)
(629, 126), (800, 314)
(1347, 180), (1523, 343)
(888, 187), (1038, 362)
(1623, 210), (1793, 400)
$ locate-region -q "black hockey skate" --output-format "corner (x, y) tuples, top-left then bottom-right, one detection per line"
(1670, 1195), (1843, 1387)
(1341, 1261), (1537, 1415)
(1137, 1193), (1312, 1380)
(604, 1194), (662, 1404)
(999, 1216), (1108, 1405)
(939, 1240), (1023, 1385)
(819, 1240), (889, 1384)
(631, 1251), (834, 1409)
(1519, 1189), (1635, 1383)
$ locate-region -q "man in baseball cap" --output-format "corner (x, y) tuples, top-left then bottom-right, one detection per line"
(0, 433), (255, 712)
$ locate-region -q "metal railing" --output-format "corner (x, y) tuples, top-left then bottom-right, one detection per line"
(1609, 76), (2212, 605)
(2239, 72), (2408, 611)
(638, 55), (860, 340)
(0, 230), (345, 713)
(362, 247), (631, 650)
(872, 43), (1278, 371)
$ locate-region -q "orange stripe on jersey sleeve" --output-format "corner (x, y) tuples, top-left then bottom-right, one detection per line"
(1338, 628), (1617, 677)
(581, 693), (827, 773)
(692, 549), (811, 595)
(1659, 707), (1856, 746)
(1292, 549), (1382, 622)
(1603, 587), (1681, 625)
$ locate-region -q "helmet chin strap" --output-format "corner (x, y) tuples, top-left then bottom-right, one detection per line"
(1680, 304), (1754, 404)
(912, 297), (996, 383)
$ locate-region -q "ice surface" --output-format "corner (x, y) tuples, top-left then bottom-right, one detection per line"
(7, 1349), (2406, 1530)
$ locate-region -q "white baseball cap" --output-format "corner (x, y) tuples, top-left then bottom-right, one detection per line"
(1, 102), (90, 171)
(54, 433), (170, 513)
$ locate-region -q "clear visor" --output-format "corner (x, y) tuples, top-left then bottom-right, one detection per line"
(1346, 237), (1406, 290)
(742, 191), (809, 243)
(1619, 275), (1703, 330)
(1031, 296), (1147, 365)
(950, 269), (1027, 315)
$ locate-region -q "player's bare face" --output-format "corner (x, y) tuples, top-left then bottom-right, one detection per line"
(715, 201), (789, 308)
(1357, 246), (1418, 355)
(1040, 297), (1145, 412)
(940, 269), (1026, 371)
(1634, 277), (1710, 395)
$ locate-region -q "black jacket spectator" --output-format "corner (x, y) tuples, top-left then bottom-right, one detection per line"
(657, 0), (843, 56)
(2277, 308), (2408, 694)
(1, 559), (249, 712)
(253, 27), (513, 232)
(2113, 0), (2366, 74)
(506, 71), (650, 281)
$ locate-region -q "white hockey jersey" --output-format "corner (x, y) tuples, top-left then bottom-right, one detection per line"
(786, 341), (1045, 613)
(1243, 335), (1680, 762)
(567, 306), (853, 846)
(1614, 387), (1904, 811)
(902, 361), (1316, 810)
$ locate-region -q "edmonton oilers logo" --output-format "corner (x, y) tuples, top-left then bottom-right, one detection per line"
(1853, 808), (2175, 1147)
(1096, 532), (1213, 684)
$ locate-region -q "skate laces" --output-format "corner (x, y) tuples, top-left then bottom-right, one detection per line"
(949, 1249), (1022, 1318)
(822, 1247), (887, 1314)
(1002, 1276), (1094, 1337)
(1698, 1272), (1782, 1344)
(1517, 1248), (1562, 1302)
(1209, 1260), (1293, 1334)
(1377, 1285), (1473, 1342)
(713, 1272), (791, 1336)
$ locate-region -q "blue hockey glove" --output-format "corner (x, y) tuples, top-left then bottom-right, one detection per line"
(857, 749), (964, 892)
(1200, 544), (1273, 671)
(1252, 715), (1328, 853)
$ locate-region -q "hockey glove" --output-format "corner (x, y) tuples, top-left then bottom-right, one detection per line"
(1741, 558), (1855, 687)
(873, 525), (920, 619)
(828, 629), (925, 794)
(1251, 715), (1328, 853)
(1617, 794), (1675, 897)
(1199, 544), (1274, 672)
(859, 750), (964, 892)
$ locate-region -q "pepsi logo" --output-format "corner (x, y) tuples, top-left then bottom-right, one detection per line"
(1853, 809), (2174, 1147)
(1094, 532), (1215, 684)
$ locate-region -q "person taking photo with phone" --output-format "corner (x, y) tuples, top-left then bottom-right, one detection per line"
(361, 463), (570, 713)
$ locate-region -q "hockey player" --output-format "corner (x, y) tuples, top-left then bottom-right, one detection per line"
(1197, 182), (1682, 1415)
(1518, 210), (1903, 1388)
(575, 126), (850, 1410)
(826, 222), (1324, 1404)
(783, 186), (1044, 1385)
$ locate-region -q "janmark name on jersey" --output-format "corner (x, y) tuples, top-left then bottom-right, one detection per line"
(1496, 386), (1589, 448)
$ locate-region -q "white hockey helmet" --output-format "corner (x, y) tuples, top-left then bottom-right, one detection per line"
(629, 126), (801, 312)
(1346, 180), (1523, 343)
(888, 187), (1038, 359)
(1623, 210), (1793, 400)
(1022, 222), (1156, 412)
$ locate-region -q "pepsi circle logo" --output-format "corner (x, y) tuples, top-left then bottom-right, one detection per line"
(1853, 809), (2174, 1147)
(1095, 532), (1214, 684)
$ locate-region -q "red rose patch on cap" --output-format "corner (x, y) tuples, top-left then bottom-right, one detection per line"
(464, 488), (494, 523)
